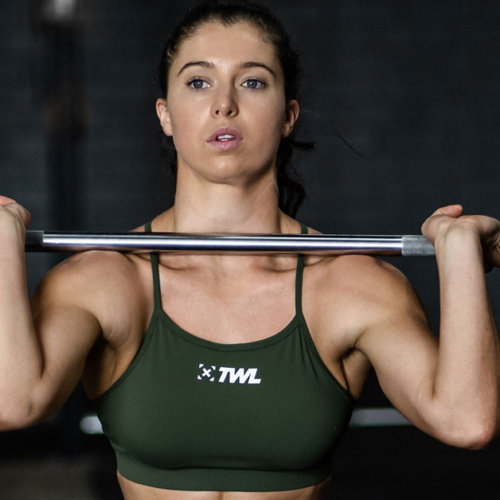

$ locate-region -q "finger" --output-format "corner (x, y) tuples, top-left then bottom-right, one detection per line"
(0, 195), (18, 206)
(0, 197), (31, 227)
(430, 204), (463, 218)
(421, 205), (464, 245)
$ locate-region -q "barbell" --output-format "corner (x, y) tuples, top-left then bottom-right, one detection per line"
(24, 230), (435, 257)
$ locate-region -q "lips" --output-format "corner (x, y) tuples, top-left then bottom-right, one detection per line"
(206, 127), (243, 151)
(206, 127), (242, 143)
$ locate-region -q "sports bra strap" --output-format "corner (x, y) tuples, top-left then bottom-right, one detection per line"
(145, 222), (163, 311)
(295, 223), (308, 317)
(145, 221), (307, 315)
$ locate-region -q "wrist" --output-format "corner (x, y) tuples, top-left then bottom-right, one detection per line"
(434, 224), (483, 265)
(0, 213), (26, 244)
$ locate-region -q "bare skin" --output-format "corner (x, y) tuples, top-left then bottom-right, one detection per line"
(1, 20), (499, 500)
(117, 471), (331, 500)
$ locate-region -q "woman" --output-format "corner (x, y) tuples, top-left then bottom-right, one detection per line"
(0, 0), (499, 498)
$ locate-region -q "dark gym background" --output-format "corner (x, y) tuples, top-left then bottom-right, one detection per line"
(1, 0), (499, 498)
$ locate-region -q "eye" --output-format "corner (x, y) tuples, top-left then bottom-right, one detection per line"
(187, 78), (210, 90)
(242, 79), (265, 90)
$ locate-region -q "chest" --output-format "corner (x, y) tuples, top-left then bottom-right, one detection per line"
(88, 256), (368, 401)
(155, 259), (368, 396)
(94, 305), (355, 490)
(158, 263), (298, 343)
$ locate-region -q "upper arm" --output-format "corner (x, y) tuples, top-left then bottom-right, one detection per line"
(350, 258), (441, 435)
(28, 253), (110, 421)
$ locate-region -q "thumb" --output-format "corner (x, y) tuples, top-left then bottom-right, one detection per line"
(0, 195), (17, 206)
(431, 204), (463, 218)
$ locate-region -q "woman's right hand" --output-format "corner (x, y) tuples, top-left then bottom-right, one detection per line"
(0, 196), (32, 235)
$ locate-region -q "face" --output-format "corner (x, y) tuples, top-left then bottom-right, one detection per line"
(156, 21), (299, 184)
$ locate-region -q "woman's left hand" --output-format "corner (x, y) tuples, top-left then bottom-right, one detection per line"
(421, 205), (500, 272)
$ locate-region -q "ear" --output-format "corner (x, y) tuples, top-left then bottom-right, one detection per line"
(281, 99), (300, 138)
(156, 98), (172, 136)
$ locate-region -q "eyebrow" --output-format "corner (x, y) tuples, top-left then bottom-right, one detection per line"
(176, 60), (276, 77)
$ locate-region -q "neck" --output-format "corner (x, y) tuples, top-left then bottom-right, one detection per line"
(160, 167), (293, 234)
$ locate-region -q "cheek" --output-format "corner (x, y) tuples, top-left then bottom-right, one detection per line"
(249, 101), (285, 148)
(167, 102), (204, 152)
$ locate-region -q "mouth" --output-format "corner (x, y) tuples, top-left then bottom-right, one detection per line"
(206, 127), (243, 151)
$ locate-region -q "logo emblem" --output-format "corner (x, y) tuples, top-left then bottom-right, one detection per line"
(197, 364), (216, 382)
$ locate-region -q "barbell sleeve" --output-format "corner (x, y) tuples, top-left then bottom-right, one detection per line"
(24, 230), (435, 257)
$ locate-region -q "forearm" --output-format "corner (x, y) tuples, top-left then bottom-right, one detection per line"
(0, 221), (43, 426)
(432, 227), (500, 445)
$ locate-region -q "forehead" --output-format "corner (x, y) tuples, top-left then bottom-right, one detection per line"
(172, 21), (280, 74)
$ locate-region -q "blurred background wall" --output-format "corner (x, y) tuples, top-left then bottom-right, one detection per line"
(0, 0), (499, 498)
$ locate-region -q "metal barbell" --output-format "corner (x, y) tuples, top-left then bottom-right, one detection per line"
(24, 231), (435, 257)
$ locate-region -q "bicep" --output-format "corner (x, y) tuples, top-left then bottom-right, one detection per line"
(28, 265), (102, 421)
(354, 265), (441, 435)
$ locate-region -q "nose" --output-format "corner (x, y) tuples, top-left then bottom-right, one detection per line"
(212, 84), (238, 117)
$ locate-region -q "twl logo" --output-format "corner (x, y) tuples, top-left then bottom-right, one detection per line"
(197, 364), (261, 384)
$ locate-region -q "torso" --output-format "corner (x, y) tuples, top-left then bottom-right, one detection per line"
(79, 219), (375, 500)
(117, 473), (331, 500)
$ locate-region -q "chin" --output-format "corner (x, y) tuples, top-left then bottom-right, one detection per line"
(215, 159), (273, 183)
(179, 152), (274, 184)
(206, 164), (255, 184)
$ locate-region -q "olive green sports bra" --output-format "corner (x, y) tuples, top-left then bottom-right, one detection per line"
(93, 222), (355, 492)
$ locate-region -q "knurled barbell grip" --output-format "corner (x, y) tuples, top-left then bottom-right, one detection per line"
(401, 235), (435, 257)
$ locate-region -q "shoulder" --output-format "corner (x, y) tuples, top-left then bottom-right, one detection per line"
(32, 251), (150, 327)
(326, 254), (414, 299)
(305, 252), (427, 334)
(36, 250), (139, 296)
(301, 222), (416, 302)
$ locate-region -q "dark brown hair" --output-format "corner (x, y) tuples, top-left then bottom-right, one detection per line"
(156, 0), (314, 217)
